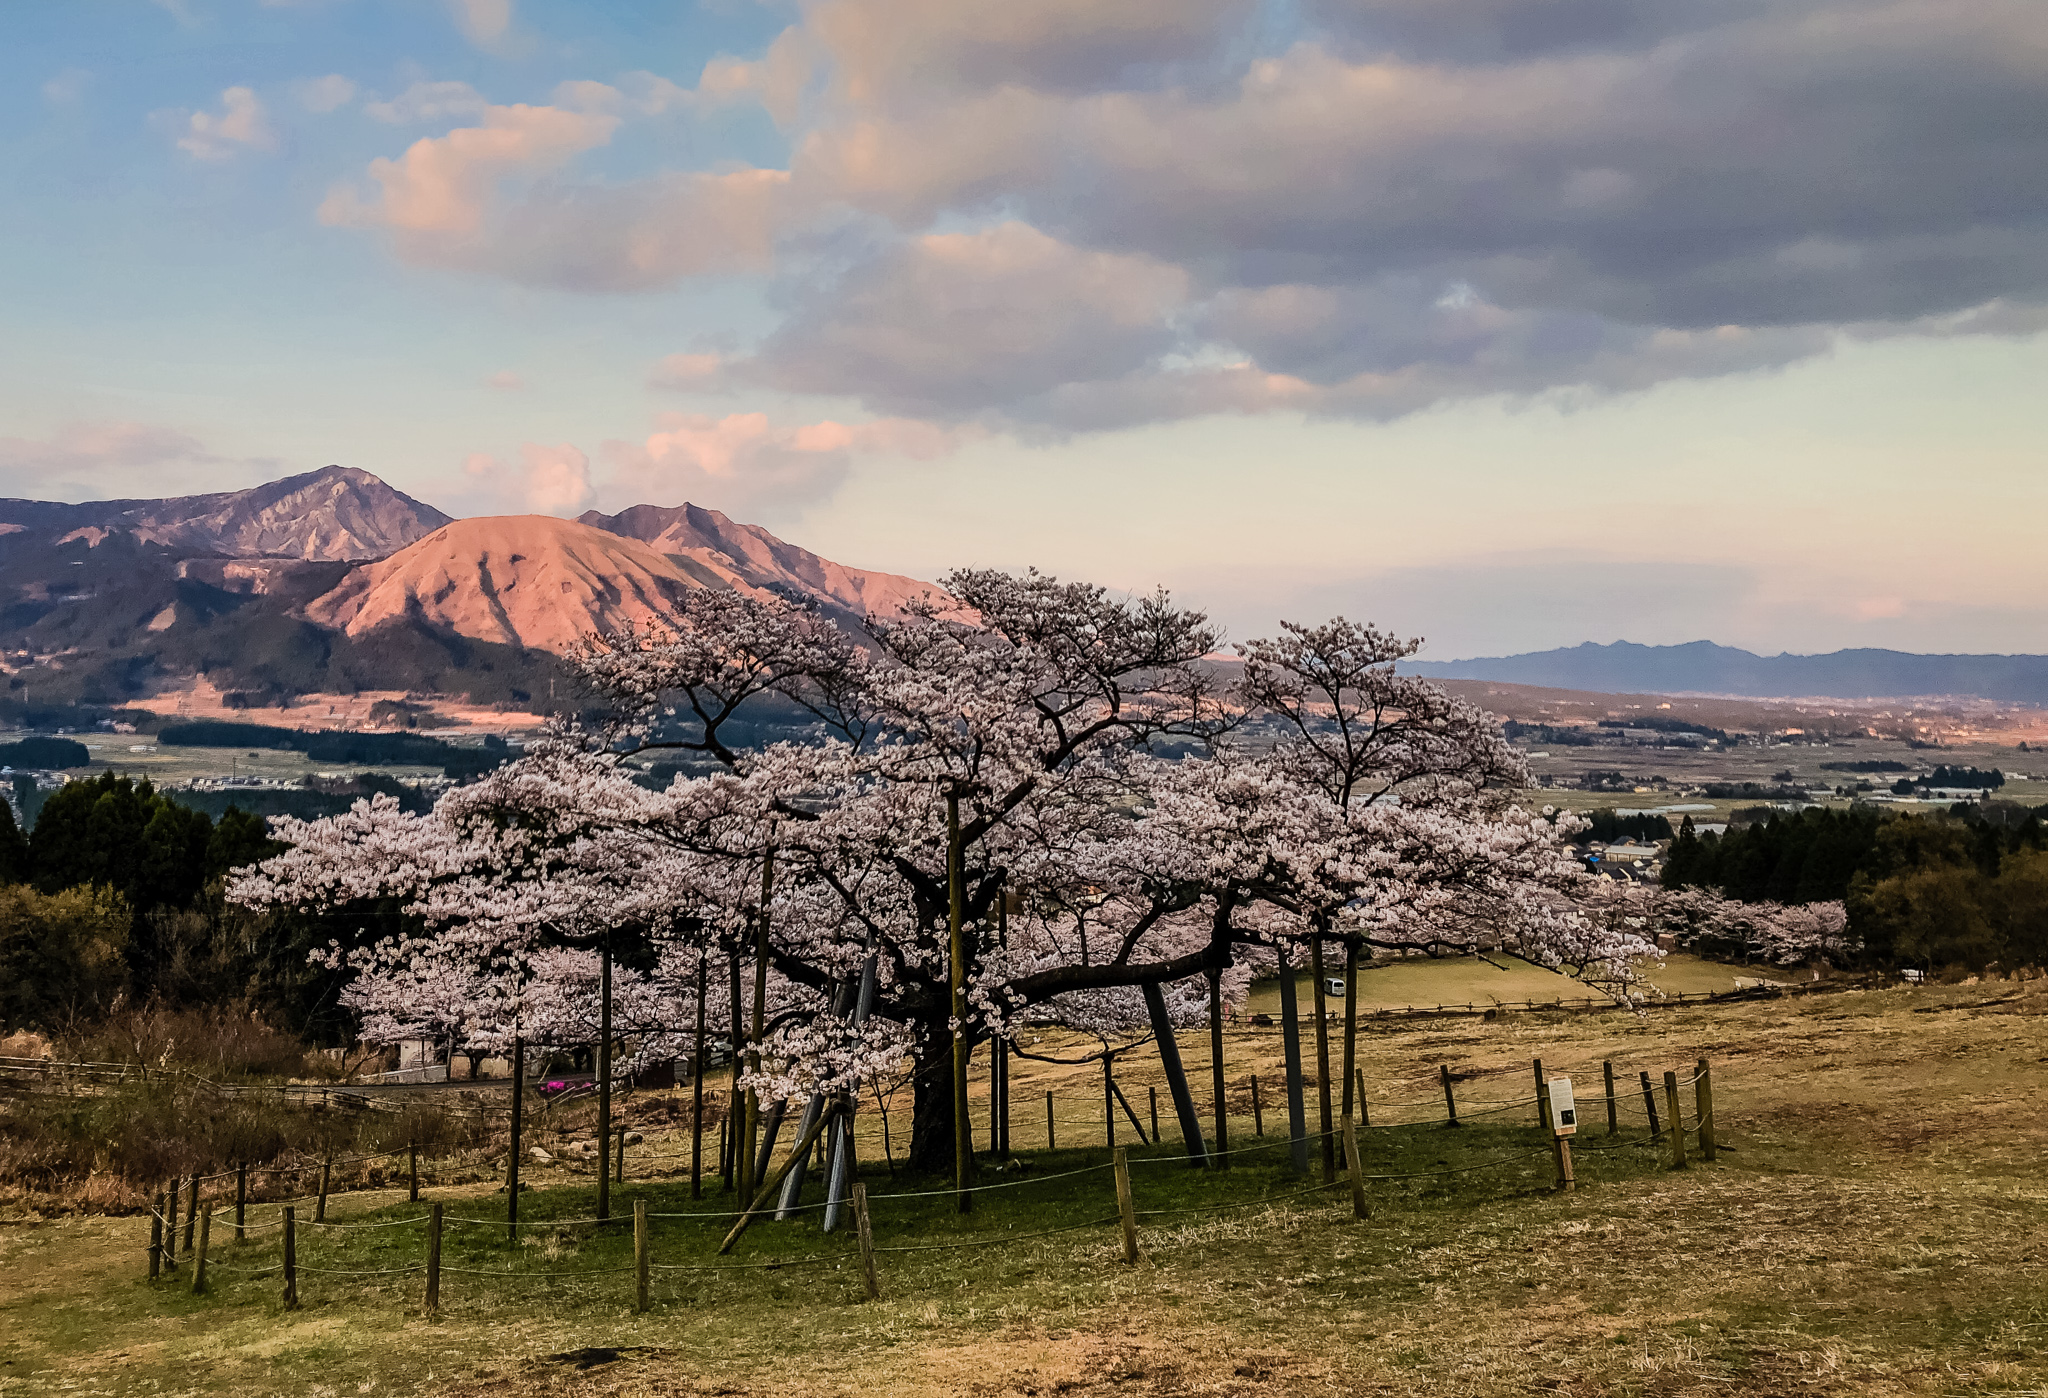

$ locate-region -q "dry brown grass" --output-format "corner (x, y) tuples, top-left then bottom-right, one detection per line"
(6, 980), (2048, 1396)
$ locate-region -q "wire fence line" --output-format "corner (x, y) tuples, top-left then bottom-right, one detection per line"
(136, 1054), (1722, 1315)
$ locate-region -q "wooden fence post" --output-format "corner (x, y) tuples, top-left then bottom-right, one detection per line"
(1602, 1061), (1618, 1136)
(1553, 1133), (1575, 1192)
(1639, 1070), (1660, 1141)
(192, 1204), (212, 1295)
(1046, 1091), (1055, 1152)
(184, 1176), (200, 1255)
(425, 1202), (443, 1315)
(1113, 1147), (1138, 1264)
(1251, 1075), (1263, 1136)
(634, 1199), (649, 1313)
(1440, 1065), (1459, 1127)
(235, 1161), (247, 1241)
(282, 1206), (298, 1310)
(1343, 1114), (1368, 1220)
(1355, 1069), (1368, 1128)
(148, 1190), (164, 1280)
(409, 1142), (420, 1203)
(1695, 1058), (1717, 1162)
(1533, 1058), (1550, 1129)
(317, 1157), (331, 1223)
(1149, 1086), (1160, 1144)
(1663, 1071), (1688, 1170)
(852, 1183), (880, 1300)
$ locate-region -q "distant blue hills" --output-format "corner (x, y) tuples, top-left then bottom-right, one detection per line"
(1404, 640), (2048, 705)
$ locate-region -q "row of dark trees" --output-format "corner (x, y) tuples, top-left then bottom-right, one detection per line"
(1664, 803), (2048, 968)
(0, 774), (364, 1036)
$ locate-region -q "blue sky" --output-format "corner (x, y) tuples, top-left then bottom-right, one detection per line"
(3, 0), (2046, 658)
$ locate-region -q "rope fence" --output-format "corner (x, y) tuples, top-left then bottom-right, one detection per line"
(130, 1054), (1723, 1315)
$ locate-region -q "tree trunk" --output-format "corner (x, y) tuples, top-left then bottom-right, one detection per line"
(907, 1024), (960, 1174)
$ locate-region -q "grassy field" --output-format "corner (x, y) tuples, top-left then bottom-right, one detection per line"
(5, 977), (2047, 1396)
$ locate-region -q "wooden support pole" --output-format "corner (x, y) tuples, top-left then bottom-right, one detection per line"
(691, 956), (708, 1200)
(599, 938), (614, 1223)
(1113, 1147), (1139, 1264)
(946, 796), (972, 1214)
(1533, 1058), (1550, 1129)
(409, 1142), (419, 1203)
(852, 1183), (880, 1301)
(1343, 1114), (1368, 1220)
(634, 1198), (650, 1313)
(719, 1105), (841, 1254)
(1602, 1060), (1618, 1136)
(424, 1202), (443, 1315)
(1552, 1134), (1575, 1192)
(1276, 942), (1310, 1177)
(1339, 941), (1360, 1166)
(1639, 1070), (1660, 1142)
(1309, 936), (1335, 1184)
(317, 1158), (330, 1223)
(1150, 1085), (1161, 1143)
(1207, 964), (1229, 1169)
(1440, 1065), (1459, 1127)
(1355, 1068), (1369, 1128)
(149, 1190), (164, 1280)
(1695, 1058), (1717, 1162)
(282, 1205), (297, 1310)
(235, 1161), (247, 1241)
(1102, 1058), (1116, 1151)
(1251, 1075), (1263, 1137)
(507, 1036), (523, 1240)
(184, 1175), (199, 1254)
(1663, 1070), (1688, 1169)
(1109, 1077), (1148, 1145)
(192, 1204), (212, 1295)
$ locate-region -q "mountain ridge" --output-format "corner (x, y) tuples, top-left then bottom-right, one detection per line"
(1406, 639), (2048, 705)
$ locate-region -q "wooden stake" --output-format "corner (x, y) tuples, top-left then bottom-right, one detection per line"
(317, 1158), (330, 1223)
(1150, 1085), (1160, 1143)
(192, 1204), (212, 1295)
(1113, 1147), (1139, 1264)
(1663, 1070), (1688, 1169)
(282, 1205), (297, 1310)
(1639, 1070), (1660, 1142)
(1046, 1091), (1056, 1152)
(1343, 1114), (1368, 1220)
(1339, 941), (1360, 1166)
(634, 1198), (649, 1313)
(1355, 1068), (1369, 1128)
(1440, 1065), (1459, 1127)
(424, 1202), (442, 1315)
(148, 1190), (164, 1280)
(1602, 1060), (1618, 1136)
(184, 1175), (199, 1254)
(1251, 1075), (1263, 1136)
(1552, 1134), (1575, 1192)
(235, 1161), (247, 1241)
(409, 1142), (419, 1203)
(1276, 942), (1310, 1177)
(852, 1183), (879, 1301)
(1532, 1057), (1550, 1129)
(946, 796), (972, 1214)
(1695, 1058), (1717, 1162)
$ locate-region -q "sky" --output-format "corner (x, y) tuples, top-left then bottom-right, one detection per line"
(2, 0), (2045, 660)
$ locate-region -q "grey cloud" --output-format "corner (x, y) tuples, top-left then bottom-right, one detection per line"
(1299, 0), (1796, 62)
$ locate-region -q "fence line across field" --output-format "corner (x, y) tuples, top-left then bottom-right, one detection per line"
(143, 1055), (1721, 1315)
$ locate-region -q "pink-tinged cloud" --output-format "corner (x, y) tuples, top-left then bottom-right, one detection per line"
(648, 352), (726, 388)
(177, 87), (276, 160)
(447, 0), (512, 48)
(295, 74), (357, 114)
(320, 103), (619, 236)
(604, 411), (962, 518)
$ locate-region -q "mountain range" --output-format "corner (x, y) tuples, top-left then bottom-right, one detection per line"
(0, 467), (935, 717)
(1406, 640), (2048, 705)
